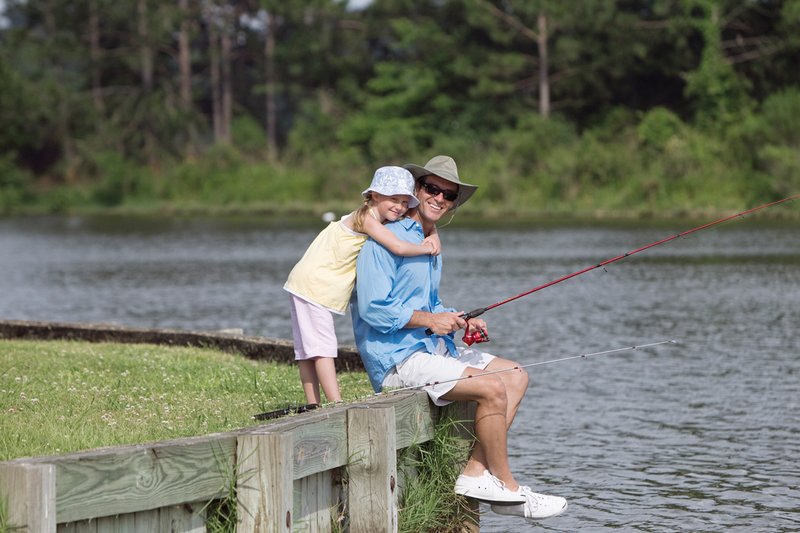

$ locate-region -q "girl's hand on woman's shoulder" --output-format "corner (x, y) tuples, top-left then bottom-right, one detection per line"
(423, 234), (441, 255)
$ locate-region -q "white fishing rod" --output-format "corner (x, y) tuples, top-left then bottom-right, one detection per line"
(382, 339), (677, 394)
(254, 340), (676, 420)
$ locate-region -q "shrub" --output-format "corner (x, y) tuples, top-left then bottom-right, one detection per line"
(89, 152), (146, 207)
(0, 153), (33, 211)
(232, 115), (268, 157)
(637, 107), (685, 152)
(759, 87), (800, 147)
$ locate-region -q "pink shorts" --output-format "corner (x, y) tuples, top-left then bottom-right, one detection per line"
(288, 295), (338, 360)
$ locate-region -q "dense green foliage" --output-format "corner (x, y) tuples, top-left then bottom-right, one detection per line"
(1, 0), (799, 217)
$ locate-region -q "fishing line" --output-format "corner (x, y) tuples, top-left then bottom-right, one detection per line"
(252, 340), (676, 420)
(383, 339), (676, 394)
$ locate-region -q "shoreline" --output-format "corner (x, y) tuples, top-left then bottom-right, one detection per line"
(0, 319), (364, 371)
(3, 201), (800, 225)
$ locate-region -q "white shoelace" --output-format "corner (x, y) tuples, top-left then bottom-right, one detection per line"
(486, 471), (509, 490)
(518, 486), (542, 508)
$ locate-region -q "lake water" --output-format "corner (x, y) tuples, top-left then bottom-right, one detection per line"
(1, 215), (798, 532)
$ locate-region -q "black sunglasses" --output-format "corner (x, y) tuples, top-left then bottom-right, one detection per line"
(419, 181), (458, 202)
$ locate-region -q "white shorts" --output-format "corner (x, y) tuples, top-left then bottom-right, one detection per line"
(382, 340), (496, 406)
(288, 295), (338, 360)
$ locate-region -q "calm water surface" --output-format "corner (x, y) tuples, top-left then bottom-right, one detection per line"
(1, 215), (799, 532)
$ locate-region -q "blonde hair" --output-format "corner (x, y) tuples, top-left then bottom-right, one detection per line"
(352, 192), (414, 233)
(351, 197), (372, 233)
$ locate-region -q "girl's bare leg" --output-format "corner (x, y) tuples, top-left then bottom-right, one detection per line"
(298, 359), (321, 404)
(315, 357), (342, 402)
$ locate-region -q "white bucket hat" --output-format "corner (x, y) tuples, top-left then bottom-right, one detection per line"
(361, 166), (420, 208)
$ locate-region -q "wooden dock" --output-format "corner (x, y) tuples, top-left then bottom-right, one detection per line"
(1, 391), (476, 532)
(0, 320), (478, 532)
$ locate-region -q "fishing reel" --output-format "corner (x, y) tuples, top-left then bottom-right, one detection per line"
(462, 321), (490, 346)
(424, 307), (490, 345)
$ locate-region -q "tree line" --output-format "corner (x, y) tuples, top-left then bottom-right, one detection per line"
(1, 0), (799, 216)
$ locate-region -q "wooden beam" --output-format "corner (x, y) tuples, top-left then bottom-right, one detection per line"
(361, 391), (435, 448)
(237, 433), (293, 533)
(53, 436), (236, 523)
(0, 392), (439, 526)
(0, 462), (56, 532)
(347, 407), (398, 533)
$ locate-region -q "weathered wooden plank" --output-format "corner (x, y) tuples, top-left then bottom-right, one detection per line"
(160, 503), (206, 533)
(113, 511), (137, 533)
(253, 408), (350, 480)
(57, 505), (204, 532)
(60, 521), (94, 533)
(1, 392), (453, 531)
(132, 509), (159, 532)
(0, 462), (56, 532)
(95, 515), (118, 532)
(72, 519), (97, 533)
(293, 470), (334, 532)
(53, 436), (236, 523)
(361, 391), (436, 448)
(236, 433), (293, 533)
(347, 407), (398, 533)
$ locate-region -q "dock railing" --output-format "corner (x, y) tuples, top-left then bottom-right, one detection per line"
(0, 391), (476, 533)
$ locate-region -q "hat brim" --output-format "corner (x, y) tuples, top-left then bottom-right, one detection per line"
(361, 188), (419, 208)
(403, 164), (478, 208)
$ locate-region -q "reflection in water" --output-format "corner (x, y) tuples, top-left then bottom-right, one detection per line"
(1, 216), (799, 531)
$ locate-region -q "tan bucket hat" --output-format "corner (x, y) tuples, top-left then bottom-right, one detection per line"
(403, 155), (478, 209)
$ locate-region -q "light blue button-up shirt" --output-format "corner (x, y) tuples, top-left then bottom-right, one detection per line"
(351, 217), (457, 391)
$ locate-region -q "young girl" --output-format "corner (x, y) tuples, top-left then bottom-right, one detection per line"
(284, 166), (440, 405)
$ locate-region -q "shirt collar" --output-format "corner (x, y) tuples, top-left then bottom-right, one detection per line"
(394, 217), (424, 235)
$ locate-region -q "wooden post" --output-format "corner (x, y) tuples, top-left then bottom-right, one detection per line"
(347, 407), (398, 533)
(0, 463), (56, 532)
(236, 432), (293, 533)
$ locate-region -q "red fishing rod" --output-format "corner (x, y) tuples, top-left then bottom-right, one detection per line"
(453, 193), (800, 345)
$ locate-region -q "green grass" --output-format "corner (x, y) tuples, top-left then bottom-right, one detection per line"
(0, 340), (374, 461)
(397, 412), (476, 533)
(1, 339), (478, 531)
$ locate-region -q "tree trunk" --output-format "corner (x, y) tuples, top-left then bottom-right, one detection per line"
(178, 0), (196, 155)
(88, 0), (103, 114)
(44, 0), (75, 181)
(178, 0), (192, 111)
(537, 12), (550, 118)
(138, 0), (155, 163)
(220, 9), (232, 144)
(208, 11), (223, 143)
(264, 11), (277, 161)
(137, 0), (153, 93)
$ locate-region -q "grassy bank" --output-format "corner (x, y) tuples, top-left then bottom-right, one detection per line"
(1, 339), (476, 532)
(0, 339), (374, 461)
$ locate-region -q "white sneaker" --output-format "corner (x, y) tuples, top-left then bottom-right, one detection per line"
(454, 470), (526, 505)
(491, 485), (568, 520)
